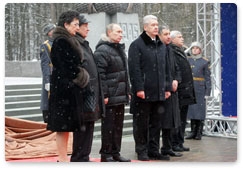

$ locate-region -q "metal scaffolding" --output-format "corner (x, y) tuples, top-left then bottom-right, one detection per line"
(196, 3), (237, 138)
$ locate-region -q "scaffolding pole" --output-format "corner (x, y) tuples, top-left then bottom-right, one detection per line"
(196, 3), (237, 138)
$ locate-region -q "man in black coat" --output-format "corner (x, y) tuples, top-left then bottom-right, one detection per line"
(169, 30), (196, 152)
(128, 15), (171, 161)
(158, 26), (182, 157)
(70, 15), (105, 162)
(94, 23), (131, 162)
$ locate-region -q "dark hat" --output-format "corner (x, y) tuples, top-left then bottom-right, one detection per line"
(79, 15), (90, 26)
(42, 23), (56, 35)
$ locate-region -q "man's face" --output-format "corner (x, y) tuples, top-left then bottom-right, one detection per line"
(159, 29), (171, 45)
(108, 24), (123, 43)
(144, 19), (159, 38)
(78, 23), (89, 38)
(172, 34), (184, 47)
(47, 29), (55, 37)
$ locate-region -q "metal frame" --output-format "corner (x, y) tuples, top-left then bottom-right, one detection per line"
(196, 3), (237, 138)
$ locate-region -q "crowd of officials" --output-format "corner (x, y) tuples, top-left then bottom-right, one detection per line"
(40, 10), (211, 162)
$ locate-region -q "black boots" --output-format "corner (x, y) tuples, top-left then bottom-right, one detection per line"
(185, 120), (196, 139)
(194, 120), (204, 140)
(185, 120), (204, 140)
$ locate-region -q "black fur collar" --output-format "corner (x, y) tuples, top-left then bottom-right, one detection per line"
(140, 31), (162, 45)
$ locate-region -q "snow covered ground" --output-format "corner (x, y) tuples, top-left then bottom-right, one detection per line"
(5, 77), (42, 85)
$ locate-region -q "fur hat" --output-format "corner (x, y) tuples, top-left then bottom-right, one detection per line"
(190, 41), (202, 50)
(184, 41), (202, 54)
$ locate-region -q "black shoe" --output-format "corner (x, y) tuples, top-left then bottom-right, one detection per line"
(161, 150), (183, 157)
(137, 153), (150, 161)
(101, 156), (116, 162)
(180, 145), (190, 151)
(113, 155), (131, 162)
(194, 133), (202, 140)
(172, 146), (184, 152)
(148, 152), (170, 161)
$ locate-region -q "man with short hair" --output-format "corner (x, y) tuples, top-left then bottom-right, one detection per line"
(128, 15), (171, 161)
(40, 23), (56, 123)
(157, 26), (182, 157)
(169, 30), (196, 152)
(70, 15), (105, 162)
(94, 23), (131, 162)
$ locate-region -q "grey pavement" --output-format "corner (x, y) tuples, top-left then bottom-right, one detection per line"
(4, 77), (239, 166)
(90, 135), (237, 162)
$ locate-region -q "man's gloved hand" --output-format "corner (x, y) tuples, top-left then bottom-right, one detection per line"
(45, 83), (50, 91)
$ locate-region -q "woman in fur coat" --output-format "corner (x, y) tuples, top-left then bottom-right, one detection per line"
(46, 11), (89, 162)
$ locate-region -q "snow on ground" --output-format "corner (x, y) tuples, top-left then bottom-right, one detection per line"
(5, 77), (42, 85)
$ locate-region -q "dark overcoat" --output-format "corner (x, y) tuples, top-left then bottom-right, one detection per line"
(75, 33), (105, 120)
(161, 44), (182, 129)
(187, 56), (211, 120)
(128, 31), (171, 103)
(93, 35), (130, 106)
(47, 27), (88, 132)
(40, 38), (53, 111)
(170, 44), (196, 106)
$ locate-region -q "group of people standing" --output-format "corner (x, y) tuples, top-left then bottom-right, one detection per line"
(40, 10), (211, 162)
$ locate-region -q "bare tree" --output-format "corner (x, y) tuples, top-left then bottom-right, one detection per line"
(5, 3), (196, 61)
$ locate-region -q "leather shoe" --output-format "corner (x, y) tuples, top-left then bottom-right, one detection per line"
(113, 155), (131, 162)
(162, 150), (183, 157)
(148, 152), (170, 161)
(180, 145), (190, 151)
(138, 154), (150, 161)
(172, 146), (184, 152)
(101, 156), (116, 162)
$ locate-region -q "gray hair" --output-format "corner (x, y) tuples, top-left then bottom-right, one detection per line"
(158, 25), (170, 34)
(170, 30), (182, 39)
(143, 15), (158, 25)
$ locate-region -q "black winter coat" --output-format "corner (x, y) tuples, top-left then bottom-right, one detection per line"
(161, 45), (181, 129)
(170, 43), (196, 106)
(93, 35), (130, 106)
(47, 27), (89, 132)
(128, 31), (171, 102)
(75, 33), (105, 120)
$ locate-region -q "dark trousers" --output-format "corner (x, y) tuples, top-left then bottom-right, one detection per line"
(171, 105), (188, 147)
(70, 121), (95, 162)
(161, 128), (172, 151)
(133, 101), (164, 155)
(100, 104), (125, 157)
